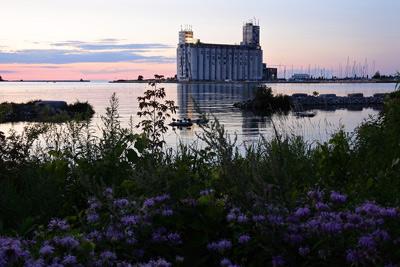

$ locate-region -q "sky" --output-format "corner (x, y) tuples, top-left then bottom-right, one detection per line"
(0, 0), (399, 81)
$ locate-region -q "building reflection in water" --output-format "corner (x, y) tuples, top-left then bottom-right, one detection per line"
(174, 83), (384, 144)
(177, 83), (271, 141)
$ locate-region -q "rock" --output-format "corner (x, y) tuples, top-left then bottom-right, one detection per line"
(347, 93), (363, 98)
(319, 94), (336, 98)
(36, 101), (67, 108)
(292, 93), (308, 98)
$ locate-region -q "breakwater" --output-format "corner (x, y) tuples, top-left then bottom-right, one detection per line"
(234, 93), (389, 110)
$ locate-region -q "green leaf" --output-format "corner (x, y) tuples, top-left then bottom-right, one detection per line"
(135, 135), (148, 152)
(79, 240), (95, 259)
(366, 177), (374, 190)
(392, 158), (400, 168)
(197, 194), (213, 206)
(127, 149), (139, 163)
(121, 179), (138, 191)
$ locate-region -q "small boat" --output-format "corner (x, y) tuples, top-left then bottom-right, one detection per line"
(169, 121), (193, 127)
(294, 112), (315, 118)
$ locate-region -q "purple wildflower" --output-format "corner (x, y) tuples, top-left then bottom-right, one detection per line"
(299, 247), (310, 256)
(237, 215), (248, 223)
(39, 245), (54, 255)
(295, 207), (311, 218)
(162, 209), (173, 216)
(238, 234), (251, 244)
(230, 207), (240, 213)
(330, 191), (347, 203)
(175, 256), (184, 262)
(356, 201), (381, 215)
(346, 249), (364, 263)
(104, 187), (113, 198)
(48, 219), (69, 231)
(62, 254), (77, 265)
(89, 202), (102, 210)
(86, 231), (103, 242)
(152, 232), (167, 243)
(207, 242), (219, 250)
(53, 236), (79, 249)
(268, 215), (284, 225)
(126, 237), (136, 245)
(252, 215), (265, 222)
(308, 188), (324, 200)
(324, 220), (342, 233)
(121, 215), (139, 225)
(272, 255), (284, 267)
(358, 236), (376, 248)
(0, 238), (30, 265)
(343, 223), (355, 229)
(200, 190), (209, 196)
(347, 213), (362, 224)
(155, 194), (170, 202)
(24, 259), (45, 267)
(315, 202), (330, 211)
(143, 198), (155, 208)
(218, 240), (232, 250)
(113, 198), (130, 210)
(284, 233), (303, 245)
(220, 258), (232, 266)
(381, 207), (397, 217)
(227, 213), (236, 221)
(304, 219), (321, 231)
(146, 258), (171, 267)
(167, 233), (181, 245)
(207, 240), (232, 251)
(286, 216), (299, 223)
(373, 229), (390, 241)
(100, 251), (117, 261)
(87, 214), (100, 223)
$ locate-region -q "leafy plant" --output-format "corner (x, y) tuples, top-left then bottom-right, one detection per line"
(136, 74), (178, 151)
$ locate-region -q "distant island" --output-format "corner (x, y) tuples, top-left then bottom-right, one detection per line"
(0, 77), (90, 82)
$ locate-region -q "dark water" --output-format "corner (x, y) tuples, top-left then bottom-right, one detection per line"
(0, 81), (395, 147)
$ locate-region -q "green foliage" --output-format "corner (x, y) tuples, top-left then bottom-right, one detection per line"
(0, 99), (94, 123)
(252, 85), (290, 115)
(64, 100), (95, 118)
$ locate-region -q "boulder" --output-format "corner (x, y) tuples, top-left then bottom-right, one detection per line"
(35, 101), (67, 108)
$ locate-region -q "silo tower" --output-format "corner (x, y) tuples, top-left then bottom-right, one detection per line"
(241, 20), (260, 46)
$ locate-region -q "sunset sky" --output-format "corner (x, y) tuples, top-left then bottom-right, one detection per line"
(1, 0), (399, 81)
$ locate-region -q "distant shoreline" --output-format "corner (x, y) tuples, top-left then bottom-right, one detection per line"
(0, 79), (90, 83)
(109, 79), (398, 84)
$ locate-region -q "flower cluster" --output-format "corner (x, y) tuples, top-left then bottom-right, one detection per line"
(1, 188), (400, 266)
(205, 189), (400, 266)
(0, 188), (184, 266)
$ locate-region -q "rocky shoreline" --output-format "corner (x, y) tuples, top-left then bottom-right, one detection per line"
(234, 93), (389, 110)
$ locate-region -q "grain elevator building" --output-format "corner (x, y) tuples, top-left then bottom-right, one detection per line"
(177, 22), (263, 81)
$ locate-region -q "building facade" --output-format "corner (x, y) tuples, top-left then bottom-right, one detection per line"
(177, 22), (263, 81)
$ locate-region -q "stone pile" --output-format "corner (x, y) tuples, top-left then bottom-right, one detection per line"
(290, 93), (388, 106)
(234, 93), (389, 110)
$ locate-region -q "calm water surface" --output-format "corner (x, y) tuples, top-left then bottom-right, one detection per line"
(0, 82), (395, 148)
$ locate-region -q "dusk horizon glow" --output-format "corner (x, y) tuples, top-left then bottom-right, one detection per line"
(1, 0), (399, 81)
